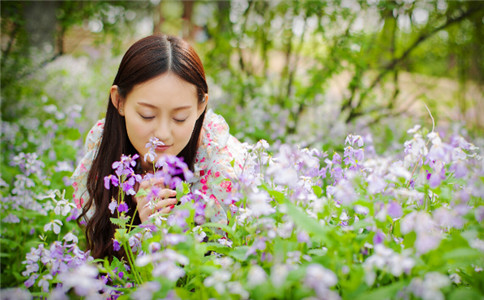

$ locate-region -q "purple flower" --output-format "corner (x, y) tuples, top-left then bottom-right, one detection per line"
(330, 166), (343, 182)
(428, 165), (446, 188)
(373, 230), (385, 245)
(121, 176), (136, 195)
(118, 202), (128, 213)
(66, 208), (80, 222)
(145, 137), (164, 162)
(112, 154), (139, 177)
(387, 201), (403, 219)
(475, 206), (484, 223)
(104, 174), (119, 190)
(332, 152), (341, 165)
(345, 134), (364, 147)
(167, 209), (190, 229)
(450, 161), (467, 178)
(24, 274), (38, 288)
(113, 240), (121, 251)
(297, 231), (310, 244)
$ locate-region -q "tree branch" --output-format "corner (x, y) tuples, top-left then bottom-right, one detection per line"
(345, 5), (482, 123)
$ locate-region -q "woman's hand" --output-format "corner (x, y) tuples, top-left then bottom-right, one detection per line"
(133, 177), (177, 223)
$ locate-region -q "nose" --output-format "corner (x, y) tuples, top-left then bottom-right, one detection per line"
(155, 118), (171, 143)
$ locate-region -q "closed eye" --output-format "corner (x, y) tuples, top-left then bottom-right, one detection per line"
(139, 114), (155, 120)
(174, 118), (187, 123)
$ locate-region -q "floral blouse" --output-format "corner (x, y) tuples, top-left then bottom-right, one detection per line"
(71, 109), (250, 225)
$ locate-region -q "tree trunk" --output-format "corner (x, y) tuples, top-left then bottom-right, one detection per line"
(23, 1), (60, 55)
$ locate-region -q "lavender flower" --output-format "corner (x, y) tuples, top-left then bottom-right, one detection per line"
(108, 200), (117, 214)
(144, 137), (164, 162)
(117, 202), (128, 213)
(104, 175), (119, 190)
(167, 209), (190, 229)
(304, 264), (339, 300)
(113, 240), (121, 252)
(131, 281), (161, 300)
(387, 201), (403, 219)
(136, 249), (188, 281)
(44, 219), (63, 234)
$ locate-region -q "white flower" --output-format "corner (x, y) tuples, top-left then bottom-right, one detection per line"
(153, 261), (185, 281)
(54, 199), (75, 216)
(247, 265), (267, 288)
(131, 281), (161, 300)
(305, 264), (338, 287)
(37, 274), (53, 293)
(409, 272), (450, 300)
(271, 264), (289, 287)
(215, 257), (234, 268)
(276, 221), (294, 239)
(450, 273), (461, 284)
(0, 288), (32, 300)
(470, 239), (484, 252)
(44, 219), (63, 234)
(58, 264), (105, 297)
(63, 232), (78, 244)
(248, 189), (275, 217)
(218, 237), (233, 248)
(192, 226), (207, 243)
(204, 270), (231, 294)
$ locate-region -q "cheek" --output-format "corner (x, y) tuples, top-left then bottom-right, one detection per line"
(176, 120), (197, 142)
(126, 118), (151, 146)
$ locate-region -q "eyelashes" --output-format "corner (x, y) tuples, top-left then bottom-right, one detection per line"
(139, 113), (187, 123)
(140, 114), (155, 120)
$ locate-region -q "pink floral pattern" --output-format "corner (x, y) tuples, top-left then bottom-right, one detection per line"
(71, 109), (249, 225)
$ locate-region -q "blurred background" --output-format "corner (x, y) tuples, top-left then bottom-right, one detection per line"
(1, 0), (483, 152)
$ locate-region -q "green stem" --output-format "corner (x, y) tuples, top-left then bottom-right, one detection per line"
(123, 241), (143, 285)
(127, 206), (138, 233)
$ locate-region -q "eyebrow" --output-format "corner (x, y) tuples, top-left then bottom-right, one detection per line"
(137, 101), (192, 111)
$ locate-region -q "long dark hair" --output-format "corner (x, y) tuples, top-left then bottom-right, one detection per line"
(79, 35), (208, 259)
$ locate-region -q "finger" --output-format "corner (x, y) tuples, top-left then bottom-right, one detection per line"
(159, 189), (177, 199)
(154, 197), (178, 210)
(149, 206), (173, 219)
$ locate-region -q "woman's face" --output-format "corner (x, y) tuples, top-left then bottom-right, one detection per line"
(113, 72), (205, 171)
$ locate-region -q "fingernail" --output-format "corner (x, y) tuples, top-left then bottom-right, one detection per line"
(170, 205), (175, 209)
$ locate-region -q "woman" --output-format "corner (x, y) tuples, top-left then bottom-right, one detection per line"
(72, 35), (249, 259)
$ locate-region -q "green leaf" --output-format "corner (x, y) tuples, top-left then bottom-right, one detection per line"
(308, 248), (327, 256)
(201, 222), (235, 238)
(283, 200), (334, 246)
(312, 185), (323, 198)
(228, 246), (250, 261)
(443, 248), (484, 263)
(355, 281), (407, 300)
(110, 217), (129, 227)
(268, 190), (285, 204)
(136, 188), (148, 198)
(205, 242), (231, 255)
(448, 287), (483, 300)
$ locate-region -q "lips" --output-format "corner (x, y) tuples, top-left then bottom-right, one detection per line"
(156, 145), (171, 151)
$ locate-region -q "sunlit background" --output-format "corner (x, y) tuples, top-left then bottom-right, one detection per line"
(2, 0), (483, 150)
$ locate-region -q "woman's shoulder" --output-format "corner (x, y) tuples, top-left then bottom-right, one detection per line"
(195, 109), (249, 176)
(71, 118), (105, 209)
(85, 118), (105, 151)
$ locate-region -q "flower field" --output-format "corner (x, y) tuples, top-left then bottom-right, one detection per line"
(1, 104), (483, 299)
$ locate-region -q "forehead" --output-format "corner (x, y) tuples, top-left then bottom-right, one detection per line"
(126, 73), (197, 107)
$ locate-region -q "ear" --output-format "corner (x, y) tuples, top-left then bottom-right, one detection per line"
(197, 93), (208, 118)
(110, 85), (125, 116)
